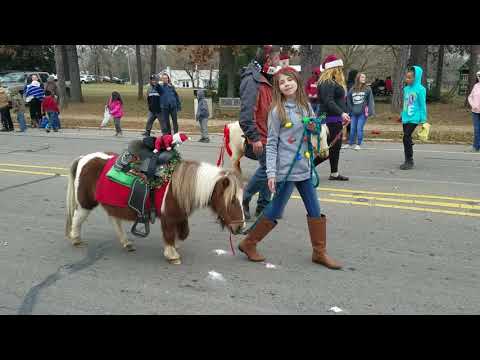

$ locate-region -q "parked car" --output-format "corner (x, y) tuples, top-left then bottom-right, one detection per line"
(80, 74), (95, 84)
(0, 71), (71, 96)
(111, 77), (126, 84)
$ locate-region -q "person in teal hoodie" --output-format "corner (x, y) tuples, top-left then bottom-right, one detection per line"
(400, 65), (427, 170)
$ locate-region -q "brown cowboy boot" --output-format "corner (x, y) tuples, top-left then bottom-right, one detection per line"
(238, 217), (276, 262)
(307, 215), (342, 270)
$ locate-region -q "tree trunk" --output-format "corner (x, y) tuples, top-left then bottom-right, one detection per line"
(465, 44), (480, 107)
(65, 45), (83, 102)
(409, 45), (428, 87)
(54, 45), (68, 109)
(61, 46), (70, 82)
(135, 45), (143, 100)
(433, 45), (445, 99)
(150, 45), (157, 76)
(300, 45), (323, 83)
(219, 46), (236, 97)
(391, 45), (410, 114)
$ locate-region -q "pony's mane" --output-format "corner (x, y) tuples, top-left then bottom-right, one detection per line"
(171, 161), (240, 215)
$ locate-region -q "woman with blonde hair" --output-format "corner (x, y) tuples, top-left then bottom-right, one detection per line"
(315, 55), (351, 180)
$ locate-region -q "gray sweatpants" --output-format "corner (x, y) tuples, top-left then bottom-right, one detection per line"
(198, 117), (209, 139)
(114, 117), (122, 133)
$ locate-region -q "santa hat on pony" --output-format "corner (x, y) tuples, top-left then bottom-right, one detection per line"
(319, 54), (344, 73)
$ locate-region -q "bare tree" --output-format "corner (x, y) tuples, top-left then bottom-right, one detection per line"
(65, 45), (83, 102)
(150, 45), (157, 76)
(54, 45), (68, 108)
(391, 45), (411, 113)
(409, 45), (428, 86)
(136, 45), (143, 100)
(433, 45), (445, 99)
(300, 45), (323, 83)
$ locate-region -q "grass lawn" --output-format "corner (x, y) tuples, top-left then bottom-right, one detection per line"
(57, 83), (474, 143)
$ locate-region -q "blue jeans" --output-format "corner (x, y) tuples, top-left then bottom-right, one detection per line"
(17, 112), (26, 132)
(349, 113), (367, 145)
(311, 102), (320, 116)
(473, 112), (480, 151)
(243, 147), (271, 211)
(263, 178), (321, 221)
(47, 112), (59, 129)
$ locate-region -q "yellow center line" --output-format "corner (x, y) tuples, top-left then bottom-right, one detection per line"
(0, 168), (68, 177)
(0, 163), (68, 170)
(328, 193), (480, 210)
(291, 195), (480, 218)
(318, 187), (480, 203)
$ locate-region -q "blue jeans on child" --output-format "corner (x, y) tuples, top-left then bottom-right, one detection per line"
(47, 112), (59, 129)
(17, 112), (26, 132)
(473, 112), (480, 151)
(349, 113), (367, 146)
(263, 178), (321, 221)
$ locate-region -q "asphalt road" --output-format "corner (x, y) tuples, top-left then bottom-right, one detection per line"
(0, 128), (479, 314)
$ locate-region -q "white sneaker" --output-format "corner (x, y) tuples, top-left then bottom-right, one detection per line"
(354, 145), (361, 150)
(342, 144), (350, 149)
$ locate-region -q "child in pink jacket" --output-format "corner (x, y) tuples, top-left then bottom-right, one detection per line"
(108, 91), (124, 136)
(467, 71), (480, 152)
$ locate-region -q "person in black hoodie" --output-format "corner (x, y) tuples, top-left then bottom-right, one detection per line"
(315, 54), (351, 181)
(143, 74), (165, 136)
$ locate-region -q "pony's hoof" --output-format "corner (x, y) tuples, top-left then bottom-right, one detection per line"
(124, 243), (136, 252)
(71, 238), (87, 247)
(169, 258), (182, 265)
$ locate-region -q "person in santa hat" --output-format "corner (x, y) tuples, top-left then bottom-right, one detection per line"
(315, 54), (351, 181)
(239, 45), (281, 221)
(305, 67), (321, 115)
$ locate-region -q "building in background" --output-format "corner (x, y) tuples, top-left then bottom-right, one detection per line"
(159, 67), (219, 89)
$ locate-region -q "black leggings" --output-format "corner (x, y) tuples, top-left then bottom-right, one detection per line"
(327, 122), (343, 173)
(29, 98), (42, 125)
(403, 123), (418, 161)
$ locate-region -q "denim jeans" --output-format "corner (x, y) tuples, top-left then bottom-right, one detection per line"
(47, 111), (59, 129)
(349, 113), (367, 145)
(243, 147), (271, 211)
(17, 112), (26, 131)
(473, 112), (480, 151)
(145, 111), (162, 134)
(263, 178), (321, 221)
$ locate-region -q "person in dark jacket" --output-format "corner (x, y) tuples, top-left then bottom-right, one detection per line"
(315, 54), (351, 181)
(196, 89), (210, 142)
(239, 45), (281, 220)
(143, 74), (165, 136)
(160, 73), (181, 135)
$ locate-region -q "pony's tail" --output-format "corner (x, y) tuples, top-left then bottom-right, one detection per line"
(65, 157), (81, 238)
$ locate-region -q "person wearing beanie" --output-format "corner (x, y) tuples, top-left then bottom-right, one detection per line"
(314, 54), (351, 181)
(143, 74), (165, 136)
(41, 90), (61, 133)
(239, 45), (281, 221)
(467, 71), (480, 152)
(24, 78), (45, 128)
(44, 75), (59, 99)
(305, 67), (321, 115)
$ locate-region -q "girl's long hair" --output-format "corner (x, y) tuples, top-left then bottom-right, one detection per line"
(111, 91), (123, 104)
(271, 67), (312, 126)
(353, 73), (368, 92)
(318, 66), (347, 91)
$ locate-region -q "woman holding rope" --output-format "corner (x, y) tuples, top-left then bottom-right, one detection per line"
(313, 55), (351, 180)
(238, 67), (342, 270)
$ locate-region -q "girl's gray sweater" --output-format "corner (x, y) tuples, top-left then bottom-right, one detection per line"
(266, 100), (315, 182)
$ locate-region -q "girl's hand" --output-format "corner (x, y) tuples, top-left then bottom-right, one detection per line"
(341, 112), (351, 125)
(307, 122), (316, 132)
(268, 177), (276, 194)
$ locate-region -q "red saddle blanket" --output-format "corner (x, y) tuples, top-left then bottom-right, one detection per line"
(95, 156), (169, 214)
